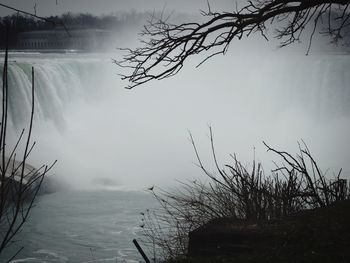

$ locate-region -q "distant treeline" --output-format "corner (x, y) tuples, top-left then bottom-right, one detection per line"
(0, 11), (150, 47)
(1, 11), (148, 30)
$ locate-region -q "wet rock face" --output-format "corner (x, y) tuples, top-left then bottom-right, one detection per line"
(187, 201), (350, 262)
(2, 158), (59, 198)
(3, 174), (59, 201)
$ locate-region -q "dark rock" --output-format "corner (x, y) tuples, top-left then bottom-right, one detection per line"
(188, 200), (350, 262)
(188, 218), (263, 257)
(2, 158), (60, 198)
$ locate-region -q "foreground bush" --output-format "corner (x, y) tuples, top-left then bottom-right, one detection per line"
(139, 128), (349, 261)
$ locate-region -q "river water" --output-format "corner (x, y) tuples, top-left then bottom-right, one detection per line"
(2, 190), (154, 263)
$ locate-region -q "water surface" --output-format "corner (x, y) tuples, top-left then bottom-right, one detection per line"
(3, 190), (154, 263)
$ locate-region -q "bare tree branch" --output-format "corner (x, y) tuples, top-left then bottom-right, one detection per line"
(116, 0), (350, 89)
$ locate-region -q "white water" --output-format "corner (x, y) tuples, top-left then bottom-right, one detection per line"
(1, 51), (350, 189)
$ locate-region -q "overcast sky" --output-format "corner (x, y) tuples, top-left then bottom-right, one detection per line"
(0, 0), (236, 16)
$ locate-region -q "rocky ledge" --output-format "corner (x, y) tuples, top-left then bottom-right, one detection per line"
(2, 158), (59, 198)
(188, 200), (350, 262)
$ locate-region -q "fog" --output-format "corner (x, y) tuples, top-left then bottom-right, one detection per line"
(2, 2), (350, 191)
(9, 47), (348, 190)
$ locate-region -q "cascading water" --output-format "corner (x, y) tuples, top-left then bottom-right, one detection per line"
(1, 51), (350, 189)
(1, 54), (115, 130)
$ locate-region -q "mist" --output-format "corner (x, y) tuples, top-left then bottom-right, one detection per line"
(2, 5), (349, 191)
(6, 47), (349, 191)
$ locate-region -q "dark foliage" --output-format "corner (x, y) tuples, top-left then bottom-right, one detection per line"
(0, 11), (149, 48)
(139, 128), (348, 261)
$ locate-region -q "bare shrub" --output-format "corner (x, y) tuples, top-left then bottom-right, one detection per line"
(0, 45), (56, 261)
(139, 127), (349, 261)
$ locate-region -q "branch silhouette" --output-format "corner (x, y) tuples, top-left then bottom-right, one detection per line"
(116, 0), (350, 89)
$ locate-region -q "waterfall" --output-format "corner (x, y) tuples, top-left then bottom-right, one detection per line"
(1, 54), (115, 130)
(250, 54), (350, 120)
(0, 51), (349, 188)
